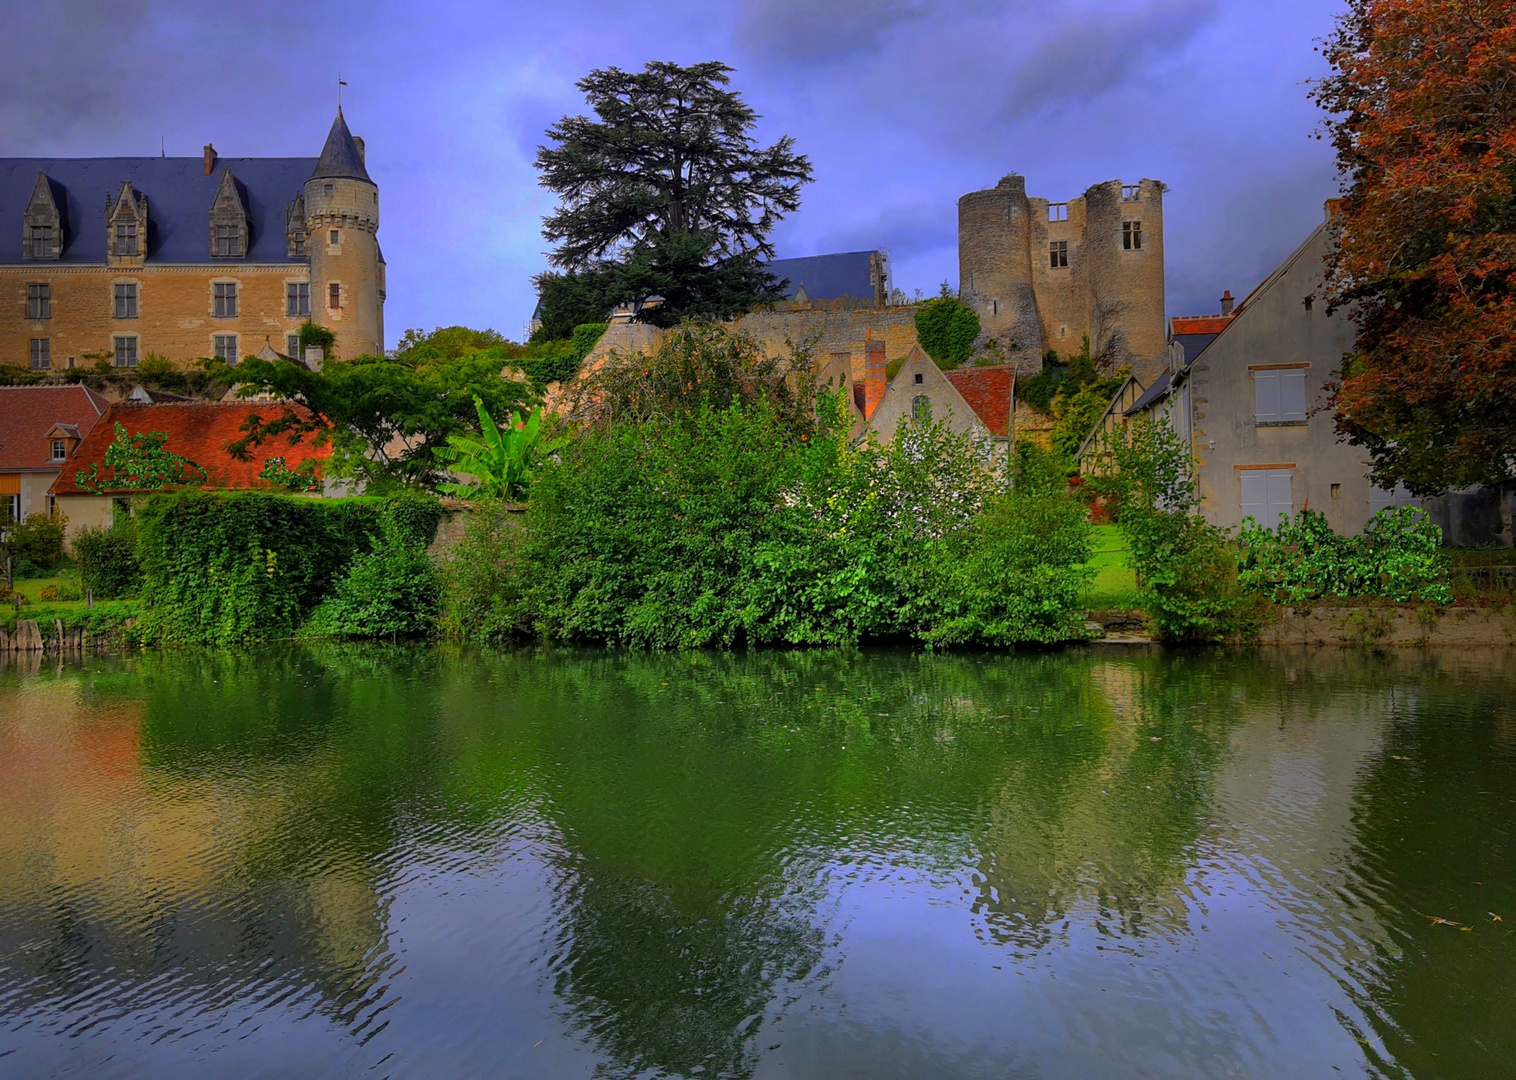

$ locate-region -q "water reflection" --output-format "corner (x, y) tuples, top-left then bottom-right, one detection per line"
(0, 645), (1512, 1078)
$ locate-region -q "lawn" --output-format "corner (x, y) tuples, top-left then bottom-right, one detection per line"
(8, 574), (89, 611)
(1081, 525), (1140, 610)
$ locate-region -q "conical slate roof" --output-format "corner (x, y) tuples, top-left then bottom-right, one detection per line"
(310, 109), (371, 183)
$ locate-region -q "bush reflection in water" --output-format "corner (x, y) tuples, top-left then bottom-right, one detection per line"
(0, 645), (1512, 1079)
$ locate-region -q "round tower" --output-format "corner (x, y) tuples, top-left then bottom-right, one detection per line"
(304, 110), (383, 359)
(957, 174), (1045, 367)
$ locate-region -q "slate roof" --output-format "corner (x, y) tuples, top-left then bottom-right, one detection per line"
(50, 401), (329, 495)
(0, 386), (109, 472)
(944, 366), (1015, 437)
(767, 251), (878, 303)
(311, 111), (372, 183)
(0, 156), (316, 264)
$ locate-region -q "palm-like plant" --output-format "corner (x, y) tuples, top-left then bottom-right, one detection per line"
(434, 398), (566, 501)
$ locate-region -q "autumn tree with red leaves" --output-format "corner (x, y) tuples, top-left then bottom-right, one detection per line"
(1313, 0), (1516, 530)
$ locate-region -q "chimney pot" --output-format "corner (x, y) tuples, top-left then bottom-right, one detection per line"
(1220, 290), (1234, 316)
(203, 144), (216, 175)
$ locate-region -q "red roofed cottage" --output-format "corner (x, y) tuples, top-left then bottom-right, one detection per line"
(0, 385), (109, 523)
(50, 401), (331, 537)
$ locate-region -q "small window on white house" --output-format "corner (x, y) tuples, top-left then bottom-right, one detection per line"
(1253, 368), (1308, 423)
(1240, 469), (1292, 529)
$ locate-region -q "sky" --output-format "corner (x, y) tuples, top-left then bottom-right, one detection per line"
(2, 0), (1346, 349)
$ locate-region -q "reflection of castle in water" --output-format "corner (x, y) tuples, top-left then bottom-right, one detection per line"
(0, 676), (391, 1030)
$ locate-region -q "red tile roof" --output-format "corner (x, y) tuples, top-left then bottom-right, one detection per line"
(50, 402), (330, 495)
(1170, 314), (1235, 336)
(945, 366), (1015, 437)
(0, 386), (109, 472)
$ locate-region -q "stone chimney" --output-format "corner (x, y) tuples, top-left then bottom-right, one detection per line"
(203, 144), (216, 175)
(862, 334), (886, 420)
(352, 136), (365, 164)
(1219, 290), (1234, 316)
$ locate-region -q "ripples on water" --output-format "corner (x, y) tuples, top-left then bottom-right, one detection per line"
(0, 645), (1513, 1078)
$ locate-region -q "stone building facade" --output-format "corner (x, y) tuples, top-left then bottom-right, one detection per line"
(959, 175), (1166, 380)
(0, 111), (383, 371)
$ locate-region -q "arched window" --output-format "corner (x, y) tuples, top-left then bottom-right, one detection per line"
(912, 395), (931, 421)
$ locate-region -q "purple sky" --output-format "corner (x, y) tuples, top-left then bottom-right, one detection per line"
(3, 0), (1344, 349)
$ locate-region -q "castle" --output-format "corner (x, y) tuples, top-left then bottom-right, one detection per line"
(0, 110), (384, 371)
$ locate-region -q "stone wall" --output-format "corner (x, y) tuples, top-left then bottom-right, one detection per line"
(2, 264), (311, 370)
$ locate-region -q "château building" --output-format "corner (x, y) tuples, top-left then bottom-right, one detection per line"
(0, 110), (384, 372)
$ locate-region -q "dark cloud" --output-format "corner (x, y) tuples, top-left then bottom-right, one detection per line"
(735, 0), (935, 63)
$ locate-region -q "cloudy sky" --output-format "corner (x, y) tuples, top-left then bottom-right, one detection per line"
(3, 0), (1344, 347)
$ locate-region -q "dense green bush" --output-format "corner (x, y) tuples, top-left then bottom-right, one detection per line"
(1088, 420), (1262, 642)
(1237, 506), (1451, 604)
(437, 504), (529, 643)
(6, 513), (66, 571)
(913, 295), (981, 369)
(303, 517), (440, 638)
(73, 520), (142, 599)
(133, 491), (391, 643)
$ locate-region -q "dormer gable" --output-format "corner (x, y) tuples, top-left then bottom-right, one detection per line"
(284, 191), (308, 258)
(209, 168), (249, 258)
(106, 181), (148, 263)
(23, 171), (63, 260)
(42, 422), (82, 463)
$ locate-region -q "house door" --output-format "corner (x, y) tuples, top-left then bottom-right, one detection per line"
(1240, 469), (1292, 529)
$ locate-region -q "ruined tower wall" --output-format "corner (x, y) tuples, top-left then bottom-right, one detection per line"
(957, 175), (1045, 371)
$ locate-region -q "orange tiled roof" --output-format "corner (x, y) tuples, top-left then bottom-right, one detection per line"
(0, 386), (109, 472)
(1170, 314), (1235, 336)
(50, 401), (329, 495)
(945, 366), (1015, 437)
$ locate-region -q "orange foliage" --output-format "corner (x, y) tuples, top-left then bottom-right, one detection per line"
(1313, 0), (1516, 494)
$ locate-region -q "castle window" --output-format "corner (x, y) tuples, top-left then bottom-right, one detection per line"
(1048, 202), (1068, 222)
(329, 282), (342, 310)
(51, 439), (67, 461)
(324, 183), (334, 196)
(28, 225), (56, 259)
(114, 282), (138, 319)
(214, 334), (238, 364)
(113, 335), (138, 368)
(329, 229), (340, 246)
(1050, 240), (1068, 268)
(30, 338), (50, 370)
(213, 282), (238, 318)
(1122, 220), (1143, 250)
(215, 225), (243, 258)
(27, 282), (51, 319)
(116, 222), (139, 256)
(992, 300), (998, 315)
(286, 282), (310, 316)
(292, 232), (307, 257)
(287, 333), (301, 358)
(1122, 185), (1141, 201)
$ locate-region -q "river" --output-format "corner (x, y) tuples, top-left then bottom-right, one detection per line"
(0, 645), (1512, 1078)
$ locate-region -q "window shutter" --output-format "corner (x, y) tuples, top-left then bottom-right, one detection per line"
(1240, 472), (1266, 523)
(1280, 371), (1307, 422)
(1266, 470), (1292, 525)
(1253, 372), (1280, 421)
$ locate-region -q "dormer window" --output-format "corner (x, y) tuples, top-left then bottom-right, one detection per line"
(51, 440), (67, 461)
(23, 171), (63, 261)
(116, 223), (138, 255)
(209, 168), (249, 258)
(107, 181), (148, 262)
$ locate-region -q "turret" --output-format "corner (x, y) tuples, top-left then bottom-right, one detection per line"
(957, 174), (1045, 365)
(303, 110), (383, 359)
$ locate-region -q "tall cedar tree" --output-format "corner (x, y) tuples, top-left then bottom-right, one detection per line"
(1313, 0), (1516, 505)
(534, 61), (813, 334)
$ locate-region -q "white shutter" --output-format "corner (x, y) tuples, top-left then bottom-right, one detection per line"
(1280, 371), (1307, 422)
(1240, 472), (1267, 523)
(1266, 470), (1293, 525)
(1253, 371), (1280, 421)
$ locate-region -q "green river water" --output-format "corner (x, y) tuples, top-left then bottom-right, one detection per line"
(0, 645), (1513, 1078)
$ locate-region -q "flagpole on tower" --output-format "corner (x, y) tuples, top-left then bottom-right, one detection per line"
(338, 77), (347, 113)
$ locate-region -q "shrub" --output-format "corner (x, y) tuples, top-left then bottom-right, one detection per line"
(1237, 506), (1451, 604)
(302, 517), (440, 638)
(913, 295), (980, 368)
(1088, 419), (1261, 642)
(1017, 353), (1067, 413)
(437, 504), (530, 643)
(133, 491), (385, 643)
(73, 520), (142, 599)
